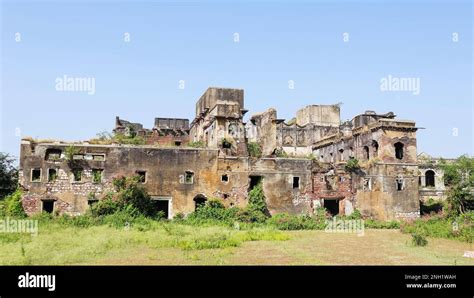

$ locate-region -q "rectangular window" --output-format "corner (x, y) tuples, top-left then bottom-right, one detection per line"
(292, 176), (300, 189)
(92, 169), (103, 183)
(31, 168), (41, 182)
(185, 171), (194, 184)
(92, 154), (105, 161)
(46, 149), (62, 161)
(73, 154), (84, 160)
(72, 168), (83, 182)
(136, 171), (146, 183)
(48, 169), (58, 182)
(396, 179), (404, 191)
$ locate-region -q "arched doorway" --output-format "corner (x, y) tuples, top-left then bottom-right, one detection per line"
(193, 194), (207, 210)
(425, 170), (435, 187)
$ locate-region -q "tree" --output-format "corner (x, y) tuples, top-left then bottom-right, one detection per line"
(440, 155), (474, 215)
(0, 153), (18, 199)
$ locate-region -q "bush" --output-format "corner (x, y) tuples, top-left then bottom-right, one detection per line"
(186, 199), (239, 225)
(93, 176), (157, 218)
(236, 208), (267, 223)
(266, 212), (327, 230)
(345, 158), (360, 172)
(400, 212), (473, 243)
(187, 141), (205, 148)
(411, 233), (428, 246)
(91, 196), (120, 216)
(248, 182), (268, 214)
(3, 189), (26, 218)
(248, 142), (262, 158)
(364, 219), (400, 229)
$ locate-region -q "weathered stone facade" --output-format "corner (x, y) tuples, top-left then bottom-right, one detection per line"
(19, 87), (444, 220)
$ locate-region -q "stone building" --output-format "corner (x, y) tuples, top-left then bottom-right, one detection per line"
(18, 87), (444, 220)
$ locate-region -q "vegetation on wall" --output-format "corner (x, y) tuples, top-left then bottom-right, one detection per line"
(344, 158), (360, 173)
(187, 141), (206, 148)
(247, 142), (262, 158)
(92, 176), (160, 218)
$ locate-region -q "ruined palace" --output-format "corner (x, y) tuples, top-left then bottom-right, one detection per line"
(20, 87), (439, 220)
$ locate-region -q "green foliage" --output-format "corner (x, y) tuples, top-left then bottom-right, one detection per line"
(343, 209), (362, 220)
(187, 141), (206, 148)
(186, 199), (239, 225)
(440, 155), (474, 187)
(437, 155), (474, 216)
(0, 153), (18, 199)
(64, 145), (80, 162)
(345, 158), (360, 172)
(248, 182), (268, 215)
(235, 208), (267, 223)
(446, 182), (473, 216)
(401, 212), (473, 243)
(247, 142), (262, 158)
(113, 134), (146, 145)
(91, 196), (120, 216)
(364, 219), (400, 229)
(92, 170), (102, 183)
(411, 233), (428, 246)
(3, 189), (26, 218)
(266, 212), (328, 230)
(92, 176), (158, 218)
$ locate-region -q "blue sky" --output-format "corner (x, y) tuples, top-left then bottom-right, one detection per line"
(1, 0), (472, 159)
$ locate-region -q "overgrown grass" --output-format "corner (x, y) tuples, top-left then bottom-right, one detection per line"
(400, 212), (473, 243)
(0, 216), (289, 265)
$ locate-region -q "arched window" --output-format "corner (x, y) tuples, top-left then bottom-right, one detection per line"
(371, 140), (379, 157)
(338, 149), (344, 161)
(425, 170), (435, 187)
(394, 142), (404, 160)
(363, 146), (370, 160)
(193, 194), (207, 210)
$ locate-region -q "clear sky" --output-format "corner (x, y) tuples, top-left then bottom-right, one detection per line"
(1, 0), (472, 159)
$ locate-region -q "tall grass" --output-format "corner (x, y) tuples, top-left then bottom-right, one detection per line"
(0, 216), (289, 265)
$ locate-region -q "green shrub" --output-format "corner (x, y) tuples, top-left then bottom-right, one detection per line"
(266, 212), (327, 230)
(248, 182), (268, 215)
(343, 209), (362, 220)
(113, 134), (146, 145)
(364, 219), (400, 229)
(411, 233), (428, 246)
(91, 196), (120, 216)
(4, 189), (26, 218)
(248, 142), (262, 158)
(400, 212), (473, 243)
(345, 158), (360, 172)
(187, 141), (205, 148)
(236, 208), (267, 223)
(186, 199), (239, 225)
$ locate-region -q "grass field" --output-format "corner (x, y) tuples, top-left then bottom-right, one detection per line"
(0, 222), (473, 265)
